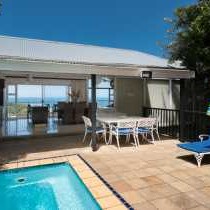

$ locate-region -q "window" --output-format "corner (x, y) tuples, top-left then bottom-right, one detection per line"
(88, 77), (114, 108)
(7, 85), (16, 104)
(6, 84), (70, 118)
(43, 85), (68, 106)
(17, 85), (42, 105)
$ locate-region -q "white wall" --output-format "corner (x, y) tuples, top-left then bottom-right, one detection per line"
(114, 78), (180, 116)
(70, 80), (87, 102)
(144, 79), (180, 109)
(115, 78), (144, 115)
(171, 80), (180, 109)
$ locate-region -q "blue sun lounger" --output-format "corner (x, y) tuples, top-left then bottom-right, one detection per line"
(177, 135), (210, 167)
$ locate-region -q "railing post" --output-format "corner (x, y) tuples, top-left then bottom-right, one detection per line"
(144, 106), (180, 139)
(143, 106), (146, 117)
(108, 88), (111, 106)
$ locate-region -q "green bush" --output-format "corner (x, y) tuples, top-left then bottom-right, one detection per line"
(7, 103), (28, 117)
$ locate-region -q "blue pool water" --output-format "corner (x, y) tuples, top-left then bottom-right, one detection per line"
(0, 163), (101, 210)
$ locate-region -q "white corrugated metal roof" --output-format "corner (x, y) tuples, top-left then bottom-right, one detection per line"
(0, 35), (181, 68)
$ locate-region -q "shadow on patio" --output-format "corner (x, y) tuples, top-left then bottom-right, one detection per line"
(177, 154), (210, 167)
(0, 134), (156, 167)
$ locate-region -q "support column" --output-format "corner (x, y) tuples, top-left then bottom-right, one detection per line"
(180, 79), (187, 141)
(143, 79), (146, 107)
(91, 74), (98, 151)
(169, 80), (172, 109)
(0, 79), (5, 126)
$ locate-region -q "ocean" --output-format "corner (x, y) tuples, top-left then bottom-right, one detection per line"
(8, 97), (111, 108)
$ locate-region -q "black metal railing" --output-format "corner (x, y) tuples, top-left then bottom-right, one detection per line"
(143, 107), (180, 138)
(143, 107), (210, 141)
(179, 110), (210, 141)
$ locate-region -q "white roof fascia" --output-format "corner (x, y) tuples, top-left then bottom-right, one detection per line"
(0, 58), (194, 79)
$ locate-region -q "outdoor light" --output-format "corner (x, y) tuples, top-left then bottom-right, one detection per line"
(141, 71), (152, 79)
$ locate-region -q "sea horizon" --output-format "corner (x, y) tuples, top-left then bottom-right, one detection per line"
(8, 96), (112, 107)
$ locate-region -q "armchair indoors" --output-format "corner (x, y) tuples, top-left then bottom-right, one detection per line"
(57, 102), (67, 120)
(75, 102), (86, 123)
(31, 106), (49, 124)
(62, 103), (74, 124)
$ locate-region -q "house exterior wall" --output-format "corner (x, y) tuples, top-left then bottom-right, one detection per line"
(115, 78), (144, 115)
(171, 80), (180, 109)
(115, 78), (180, 116)
(144, 80), (180, 109)
(71, 80), (87, 102)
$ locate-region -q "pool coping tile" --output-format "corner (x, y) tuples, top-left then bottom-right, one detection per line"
(77, 154), (134, 210)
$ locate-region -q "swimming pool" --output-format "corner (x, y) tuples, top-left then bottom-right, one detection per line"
(0, 163), (101, 210)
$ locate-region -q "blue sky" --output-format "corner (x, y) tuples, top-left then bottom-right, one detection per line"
(16, 81), (110, 98)
(17, 85), (67, 98)
(0, 0), (196, 57)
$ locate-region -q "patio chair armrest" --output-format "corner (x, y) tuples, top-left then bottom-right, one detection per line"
(199, 134), (210, 142)
(101, 122), (107, 129)
(110, 124), (117, 129)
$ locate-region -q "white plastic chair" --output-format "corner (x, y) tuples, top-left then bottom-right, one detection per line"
(110, 121), (138, 149)
(136, 118), (160, 143)
(153, 117), (160, 141)
(148, 115), (161, 141)
(82, 116), (106, 144)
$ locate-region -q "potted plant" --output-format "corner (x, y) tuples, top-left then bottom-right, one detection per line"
(68, 90), (80, 104)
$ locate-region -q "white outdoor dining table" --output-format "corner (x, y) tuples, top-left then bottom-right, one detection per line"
(97, 112), (153, 124)
(96, 112), (155, 144)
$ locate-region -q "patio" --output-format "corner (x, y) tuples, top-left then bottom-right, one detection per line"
(1, 136), (210, 210)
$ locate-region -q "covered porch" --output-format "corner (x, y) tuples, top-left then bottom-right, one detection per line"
(0, 36), (194, 146)
(0, 62), (193, 144)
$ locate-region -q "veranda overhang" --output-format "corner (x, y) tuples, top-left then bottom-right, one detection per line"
(0, 56), (194, 79)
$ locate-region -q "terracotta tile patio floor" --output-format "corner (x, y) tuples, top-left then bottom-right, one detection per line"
(1, 135), (210, 209)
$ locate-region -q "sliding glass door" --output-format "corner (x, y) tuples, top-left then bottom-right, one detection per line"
(43, 85), (68, 107)
(6, 84), (69, 119)
(88, 78), (114, 108)
(17, 85), (42, 105)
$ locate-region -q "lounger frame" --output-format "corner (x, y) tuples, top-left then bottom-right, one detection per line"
(179, 134), (210, 167)
(193, 152), (205, 167)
